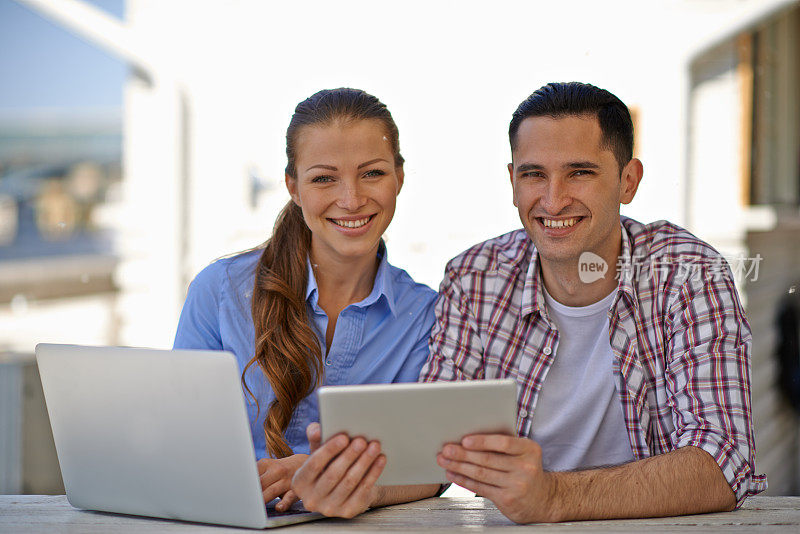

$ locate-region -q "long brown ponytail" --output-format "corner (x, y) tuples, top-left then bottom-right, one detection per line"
(244, 88), (404, 458)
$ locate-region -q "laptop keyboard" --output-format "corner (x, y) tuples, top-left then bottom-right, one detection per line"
(266, 504), (314, 517)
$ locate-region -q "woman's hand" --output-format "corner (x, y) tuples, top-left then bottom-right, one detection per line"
(291, 422), (386, 518)
(256, 453), (308, 510)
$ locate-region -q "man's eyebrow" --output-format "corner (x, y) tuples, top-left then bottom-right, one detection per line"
(305, 164), (337, 172)
(515, 163), (545, 173)
(565, 161), (600, 169)
(357, 158), (389, 169)
(516, 161), (601, 173)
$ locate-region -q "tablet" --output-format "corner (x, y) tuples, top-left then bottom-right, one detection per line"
(318, 379), (518, 486)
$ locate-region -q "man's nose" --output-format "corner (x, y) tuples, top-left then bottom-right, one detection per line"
(337, 180), (367, 211)
(540, 179), (571, 214)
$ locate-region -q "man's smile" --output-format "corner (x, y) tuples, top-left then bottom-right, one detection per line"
(538, 216), (584, 228)
(535, 216), (586, 237)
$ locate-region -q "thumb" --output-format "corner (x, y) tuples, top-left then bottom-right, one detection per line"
(306, 422), (322, 453)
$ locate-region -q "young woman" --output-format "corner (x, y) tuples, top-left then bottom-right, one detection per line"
(173, 88), (440, 517)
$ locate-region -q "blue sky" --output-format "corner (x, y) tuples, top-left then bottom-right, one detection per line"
(0, 0), (125, 112)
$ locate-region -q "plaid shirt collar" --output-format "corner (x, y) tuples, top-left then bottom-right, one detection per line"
(521, 218), (640, 319)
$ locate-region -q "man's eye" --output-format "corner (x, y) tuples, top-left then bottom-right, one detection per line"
(520, 172), (544, 179)
(363, 169), (386, 178)
(573, 170), (595, 177)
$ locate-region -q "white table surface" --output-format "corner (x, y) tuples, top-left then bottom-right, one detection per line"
(1, 495), (799, 533)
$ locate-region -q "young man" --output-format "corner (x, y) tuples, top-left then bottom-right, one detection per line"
(421, 82), (766, 523)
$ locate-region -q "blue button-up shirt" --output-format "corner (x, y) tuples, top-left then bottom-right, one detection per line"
(173, 246), (436, 459)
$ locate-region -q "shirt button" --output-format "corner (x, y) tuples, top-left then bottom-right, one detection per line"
(519, 409), (528, 418)
(325, 359), (332, 366)
(543, 347), (552, 355)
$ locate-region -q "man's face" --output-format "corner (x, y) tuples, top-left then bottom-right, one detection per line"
(509, 115), (641, 265)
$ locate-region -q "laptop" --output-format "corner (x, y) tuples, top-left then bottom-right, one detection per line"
(35, 343), (324, 529)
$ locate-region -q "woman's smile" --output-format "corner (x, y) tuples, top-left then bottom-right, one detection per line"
(328, 214), (376, 231)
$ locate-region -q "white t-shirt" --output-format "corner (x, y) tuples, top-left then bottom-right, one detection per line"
(530, 287), (635, 471)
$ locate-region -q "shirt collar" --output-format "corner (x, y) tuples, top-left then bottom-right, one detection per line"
(520, 219), (639, 319)
(520, 246), (545, 319)
(616, 219), (640, 314)
(305, 241), (397, 317)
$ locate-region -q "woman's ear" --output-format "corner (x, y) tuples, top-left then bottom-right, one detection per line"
(285, 173), (301, 206)
(396, 167), (405, 195)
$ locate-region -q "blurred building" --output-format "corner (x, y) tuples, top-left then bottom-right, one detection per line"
(2, 0), (799, 496)
(688, 5), (800, 494)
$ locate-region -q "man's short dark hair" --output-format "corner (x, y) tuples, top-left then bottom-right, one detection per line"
(509, 82), (634, 172)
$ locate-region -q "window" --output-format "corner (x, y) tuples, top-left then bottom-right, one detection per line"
(748, 6), (800, 206)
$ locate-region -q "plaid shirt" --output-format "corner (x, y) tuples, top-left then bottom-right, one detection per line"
(420, 217), (766, 506)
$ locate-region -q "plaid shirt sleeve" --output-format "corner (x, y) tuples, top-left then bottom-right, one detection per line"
(420, 268), (485, 382)
(664, 264), (767, 506)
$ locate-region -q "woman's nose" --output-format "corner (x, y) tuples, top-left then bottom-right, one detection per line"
(337, 181), (367, 211)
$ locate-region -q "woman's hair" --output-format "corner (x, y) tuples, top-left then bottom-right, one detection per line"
(243, 88), (404, 458)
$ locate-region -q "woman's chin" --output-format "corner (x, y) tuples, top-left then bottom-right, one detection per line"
(312, 236), (384, 264)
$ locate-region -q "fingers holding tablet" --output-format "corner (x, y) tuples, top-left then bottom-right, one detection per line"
(325, 441), (386, 517)
(437, 434), (553, 524)
(292, 424), (387, 518)
(305, 422), (323, 453)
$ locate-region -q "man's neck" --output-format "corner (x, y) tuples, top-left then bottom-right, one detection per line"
(539, 228), (622, 308)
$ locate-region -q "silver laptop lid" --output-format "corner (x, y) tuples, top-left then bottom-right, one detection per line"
(36, 344), (269, 529)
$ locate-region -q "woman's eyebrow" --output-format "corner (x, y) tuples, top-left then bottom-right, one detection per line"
(305, 159), (389, 172)
(305, 164), (337, 172)
(357, 158), (389, 169)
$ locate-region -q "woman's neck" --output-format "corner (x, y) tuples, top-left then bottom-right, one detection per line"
(310, 243), (381, 310)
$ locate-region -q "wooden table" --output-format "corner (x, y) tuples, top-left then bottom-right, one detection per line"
(1, 495), (798, 533)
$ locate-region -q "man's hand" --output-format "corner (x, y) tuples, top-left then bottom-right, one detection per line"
(257, 454), (308, 511)
(437, 434), (554, 523)
(291, 422), (386, 518)
(439, 435), (737, 523)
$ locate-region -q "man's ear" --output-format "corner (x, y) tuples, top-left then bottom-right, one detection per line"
(508, 162), (518, 207)
(285, 173), (300, 206)
(620, 158), (643, 205)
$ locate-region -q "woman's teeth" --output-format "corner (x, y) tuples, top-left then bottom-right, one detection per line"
(332, 216), (371, 228)
(542, 217), (579, 228)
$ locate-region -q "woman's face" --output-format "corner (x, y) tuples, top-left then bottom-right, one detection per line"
(286, 119), (404, 265)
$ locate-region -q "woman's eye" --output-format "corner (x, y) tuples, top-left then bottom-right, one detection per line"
(363, 169), (386, 178)
(311, 175), (334, 183)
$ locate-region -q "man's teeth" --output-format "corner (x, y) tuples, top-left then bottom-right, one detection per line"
(542, 217), (579, 228)
(332, 216), (371, 228)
